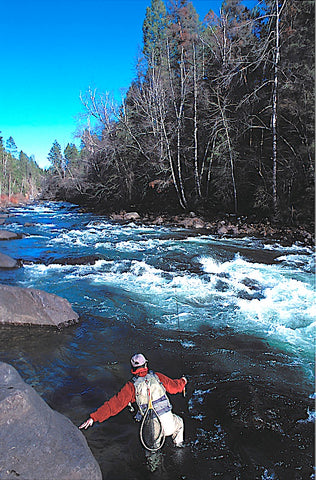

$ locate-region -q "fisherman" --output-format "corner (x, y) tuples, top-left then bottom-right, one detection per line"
(79, 353), (187, 447)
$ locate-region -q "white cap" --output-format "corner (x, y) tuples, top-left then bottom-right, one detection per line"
(130, 353), (148, 368)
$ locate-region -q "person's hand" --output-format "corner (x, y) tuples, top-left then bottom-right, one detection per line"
(79, 418), (94, 430)
(181, 377), (187, 397)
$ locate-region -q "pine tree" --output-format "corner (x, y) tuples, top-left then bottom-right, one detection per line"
(48, 140), (64, 178)
(64, 143), (80, 173)
(6, 136), (18, 158)
(142, 0), (168, 65)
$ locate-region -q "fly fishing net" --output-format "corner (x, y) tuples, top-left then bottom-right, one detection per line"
(140, 406), (165, 451)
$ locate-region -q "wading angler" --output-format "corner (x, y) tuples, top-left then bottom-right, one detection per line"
(80, 353), (187, 451)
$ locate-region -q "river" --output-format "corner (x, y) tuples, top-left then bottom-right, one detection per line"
(0, 202), (314, 479)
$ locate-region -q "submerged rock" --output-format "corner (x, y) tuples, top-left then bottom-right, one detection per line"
(0, 284), (79, 327)
(48, 254), (102, 266)
(0, 362), (102, 480)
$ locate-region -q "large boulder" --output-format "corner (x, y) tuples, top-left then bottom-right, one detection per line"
(0, 362), (102, 480)
(0, 253), (19, 269)
(0, 284), (79, 327)
(0, 230), (24, 241)
(124, 211), (141, 221)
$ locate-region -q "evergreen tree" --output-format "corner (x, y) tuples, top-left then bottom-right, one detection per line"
(64, 143), (80, 172)
(48, 140), (64, 178)
(6, 136), (18, 158)
(142, 0), (168, 65)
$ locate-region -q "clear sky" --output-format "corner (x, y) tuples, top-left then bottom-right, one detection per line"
(0, 0), (249, 169)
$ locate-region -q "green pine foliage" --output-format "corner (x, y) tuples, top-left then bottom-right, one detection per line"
(143, 0), (168, 64)
(0, 133), (44, 201)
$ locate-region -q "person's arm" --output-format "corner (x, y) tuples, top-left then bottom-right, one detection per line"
(156, 372), (187, 394)
(79, 381), (135, 429)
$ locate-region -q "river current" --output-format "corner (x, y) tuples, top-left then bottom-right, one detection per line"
(0, 202), (314, 479)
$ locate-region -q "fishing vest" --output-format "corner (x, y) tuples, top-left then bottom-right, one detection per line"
(132, 371), (172, 418)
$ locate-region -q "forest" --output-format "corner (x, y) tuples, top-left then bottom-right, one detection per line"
(42, 0), (314, 226)
(0, 134), (44, 204)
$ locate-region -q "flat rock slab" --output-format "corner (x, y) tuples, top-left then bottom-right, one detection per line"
(0, 253), (19, 269)
(0, 362), (102, 480)
(0, 230), (24, 241)
(0, 284), (79, 327)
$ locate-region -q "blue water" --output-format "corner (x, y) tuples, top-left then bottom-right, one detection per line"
(0, 202), (314, 479)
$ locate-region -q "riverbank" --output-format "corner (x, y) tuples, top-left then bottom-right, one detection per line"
(105, 210), (315, 247)
(1, 198), (314, 247)
(0, 194), (34, 208)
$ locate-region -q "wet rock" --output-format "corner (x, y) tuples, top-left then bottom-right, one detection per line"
(177, 216), (205, 229)
(218, 224), (229, 235)
(48, 255), (102, 266)
(228, 225), (239, 235)
(0, 284), (79, 327)
(110, 211), (141, 222)
(110, 212), (125, 221)
(151, 216), (165, 225)
(237, 290), (265, 301)
(0, 362), (102, 480)
(0, 230), (24, 241)
(0, 214), (9, 226)
(241, 278), (262, 291)
(215, 279), (230, 292)
(0, 253), (20, 269)
(124, 211), (141, 221)
(193, 218), (205, 229)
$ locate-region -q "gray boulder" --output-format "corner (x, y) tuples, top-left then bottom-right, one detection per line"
(0, 230), (23, 241)
(0, 253), (19, 269)
(218, 224), (229, 235)
(0, 284), (79, 327)
(0, 214), (9, 225)
(0, 362), (102, 480)
(124, 211), (141, 221)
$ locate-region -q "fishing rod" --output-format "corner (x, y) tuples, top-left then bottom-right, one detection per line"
(175, 287), (180, 331)
(174, 285), (186, 399)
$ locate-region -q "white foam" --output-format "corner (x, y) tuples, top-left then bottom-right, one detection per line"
(297, 407), (316, 424)
(12, 203), (315, 381)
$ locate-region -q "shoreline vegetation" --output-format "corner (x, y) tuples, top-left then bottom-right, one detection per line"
(1, 1), (314, 246)
(40, 0), (314, 232)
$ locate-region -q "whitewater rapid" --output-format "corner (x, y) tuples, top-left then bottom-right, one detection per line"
(1, 201), (315, 480)
(3, 202), (315, 385)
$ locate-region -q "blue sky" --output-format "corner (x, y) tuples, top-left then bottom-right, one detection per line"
(0, 0), (250, 169)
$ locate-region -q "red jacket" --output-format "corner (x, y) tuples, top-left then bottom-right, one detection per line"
(90, 370), (186, 423)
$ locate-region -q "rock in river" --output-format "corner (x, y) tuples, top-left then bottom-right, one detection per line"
(0, 362), (102, 480)
(0, 253), (20, 269)
(48, 254), (102, 266)
(0, 230), (24, 241)
(0, 284), (79, 327)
